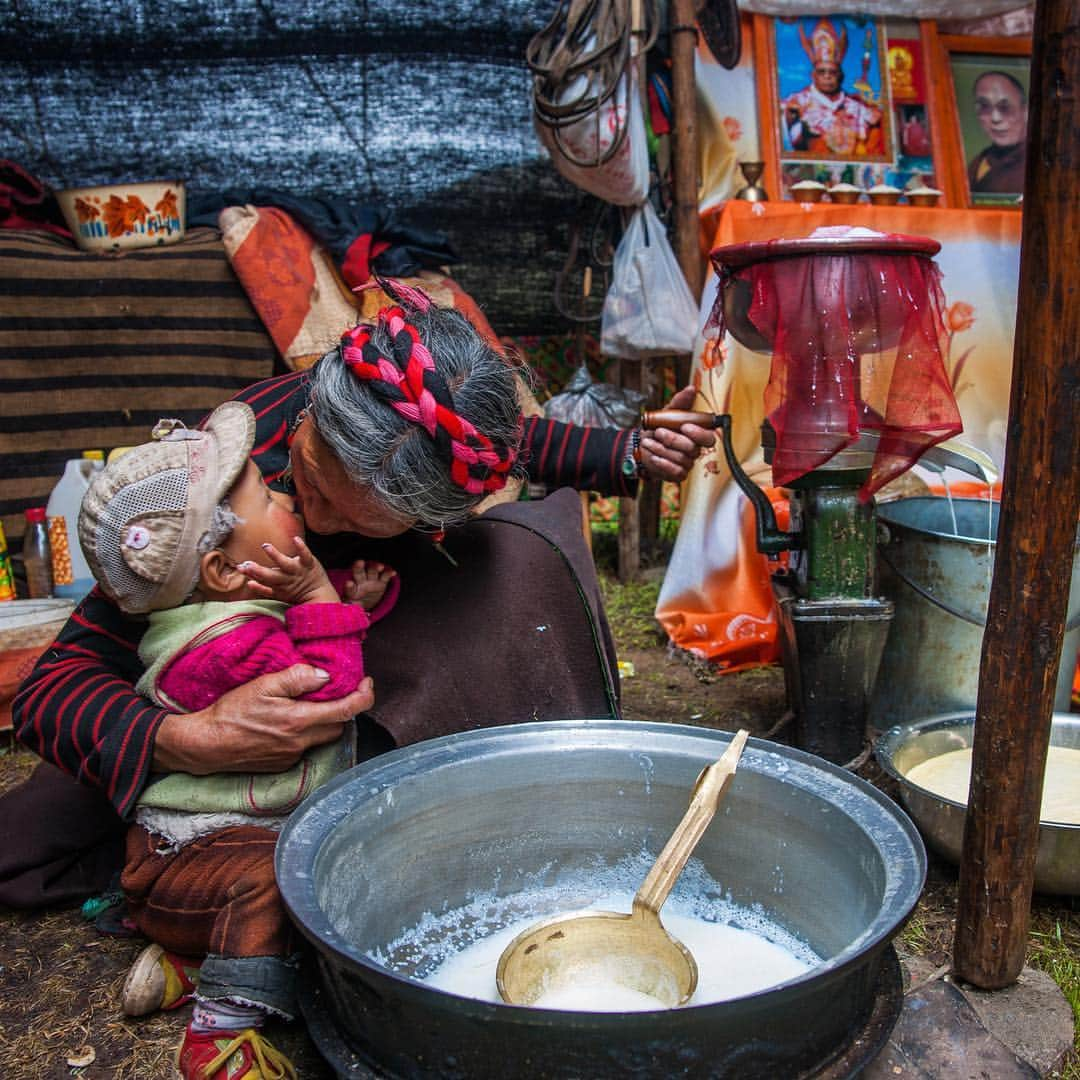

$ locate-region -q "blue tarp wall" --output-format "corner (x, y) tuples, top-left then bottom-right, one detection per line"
(0, 0), (585, 336)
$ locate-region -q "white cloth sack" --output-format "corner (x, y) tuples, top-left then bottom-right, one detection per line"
(601, 201), (699, 359)
(536, 55), (649, 207)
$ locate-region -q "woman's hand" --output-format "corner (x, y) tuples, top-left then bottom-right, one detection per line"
(637, 386), (717, 483)
(238, 536), (339, 606)
(153, 667), (375, 774)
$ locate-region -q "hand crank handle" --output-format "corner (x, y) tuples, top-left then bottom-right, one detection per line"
(641, 410), (725, 430)
(716, 415), (797, 558)
(641, 411), (795, 558)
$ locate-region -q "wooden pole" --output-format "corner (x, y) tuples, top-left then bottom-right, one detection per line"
(953, 0), (1080, 989)
(669, 0), (702, 391)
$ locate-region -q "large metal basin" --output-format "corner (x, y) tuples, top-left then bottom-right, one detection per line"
(876, 712), (1080, 895)
(277, 721), (926, 1079)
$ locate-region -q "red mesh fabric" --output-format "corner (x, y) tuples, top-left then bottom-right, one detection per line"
(735, 251), (961, 498)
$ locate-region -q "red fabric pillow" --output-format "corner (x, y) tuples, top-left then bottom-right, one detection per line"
(220, 204), (504, 368)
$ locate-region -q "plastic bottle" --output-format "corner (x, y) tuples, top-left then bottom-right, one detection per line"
(23, 507), (53, 599)
(46, 457), (100, 599)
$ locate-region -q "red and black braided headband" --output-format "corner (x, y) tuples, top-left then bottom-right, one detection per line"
(341, 304), (518, 495)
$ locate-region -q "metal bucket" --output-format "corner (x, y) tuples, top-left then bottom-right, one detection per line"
(277, 721), (925, 1079)
(872, 497), (1080, 727)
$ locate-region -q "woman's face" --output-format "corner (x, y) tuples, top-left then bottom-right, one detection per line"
(289, 418), (417, 538)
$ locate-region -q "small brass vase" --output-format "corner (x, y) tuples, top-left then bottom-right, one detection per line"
(734, 161), (768, 202)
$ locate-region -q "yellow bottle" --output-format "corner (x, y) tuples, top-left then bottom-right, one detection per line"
(0, 519), (15, 601)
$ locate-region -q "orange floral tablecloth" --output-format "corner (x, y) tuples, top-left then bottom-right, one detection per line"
(657, 200), (1024, 672)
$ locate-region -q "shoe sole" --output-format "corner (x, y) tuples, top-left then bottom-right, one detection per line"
(121, 942), (166, 1017)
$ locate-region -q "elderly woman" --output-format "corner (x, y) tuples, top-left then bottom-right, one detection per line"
(7, 285), (713, 903)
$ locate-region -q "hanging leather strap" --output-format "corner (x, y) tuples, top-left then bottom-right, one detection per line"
(527, 0), (659, 167)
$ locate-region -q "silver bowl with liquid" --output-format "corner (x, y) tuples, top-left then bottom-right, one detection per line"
(876, 711), (1080, 896)
(278, 721), (925, 1079)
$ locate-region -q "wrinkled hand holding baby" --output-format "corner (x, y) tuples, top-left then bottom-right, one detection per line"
(155, 667), (375, 774)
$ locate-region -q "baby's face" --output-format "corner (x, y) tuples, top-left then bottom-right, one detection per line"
(222, 459), (306, 566)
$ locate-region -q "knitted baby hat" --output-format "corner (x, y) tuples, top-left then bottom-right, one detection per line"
(79, 401), (256, 613)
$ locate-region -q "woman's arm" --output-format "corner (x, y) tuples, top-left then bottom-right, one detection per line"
(14, 589), (374, 817)
(522, 416), (638, 496)
(13, 587), (166, 819)
(522, 387), (715, 494)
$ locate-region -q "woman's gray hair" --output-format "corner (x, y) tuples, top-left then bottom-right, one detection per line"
(309, 300), (527, 528)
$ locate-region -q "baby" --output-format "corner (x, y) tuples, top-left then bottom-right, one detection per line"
(78, 400), (396, 1080)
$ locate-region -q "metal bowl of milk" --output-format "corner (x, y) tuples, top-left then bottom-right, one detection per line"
(278, 720), (925, 1078)
(875, 711), (1080, 895)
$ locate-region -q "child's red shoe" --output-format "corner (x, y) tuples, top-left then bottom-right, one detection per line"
(175, 1026), (297, 1080)
(121, 943), (200, 1016)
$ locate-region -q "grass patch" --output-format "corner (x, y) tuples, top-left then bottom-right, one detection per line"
(898, 911), (933, 956)
(589, 519), (676, 578)
(1028, 916), (1080, 1077)
(597, 573), (663, 651)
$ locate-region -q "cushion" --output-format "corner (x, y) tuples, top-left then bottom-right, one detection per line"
(219, 205), (360, 372)
(220, 203), (511, 368)
(0, 227), (276, 551)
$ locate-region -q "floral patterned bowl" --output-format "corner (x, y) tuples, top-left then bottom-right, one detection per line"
(56, 180), (186, 252)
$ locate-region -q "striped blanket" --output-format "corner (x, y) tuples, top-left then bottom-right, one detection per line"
(0, 227), (275, 552)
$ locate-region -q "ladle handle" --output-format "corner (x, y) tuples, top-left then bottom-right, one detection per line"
(632, 730), (750, 920)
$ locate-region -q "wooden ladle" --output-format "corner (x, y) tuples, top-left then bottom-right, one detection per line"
(496, 730), (750, 1009)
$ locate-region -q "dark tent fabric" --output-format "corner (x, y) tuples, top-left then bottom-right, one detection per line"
(0, 0), (586, 336)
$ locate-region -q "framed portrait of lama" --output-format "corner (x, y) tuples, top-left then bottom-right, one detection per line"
(938, 34), (1031, 208)
(771, 15), (892, 163)
(753, 15), (953, 203)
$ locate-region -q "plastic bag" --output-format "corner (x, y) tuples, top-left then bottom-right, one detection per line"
(536, 56), (650, 207)
(601, 201), (699, 358)
(543, 364), (644, 429)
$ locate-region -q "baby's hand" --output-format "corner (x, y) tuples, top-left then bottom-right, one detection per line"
(237, 537), (340, 606)
(344, 560), (396, 611)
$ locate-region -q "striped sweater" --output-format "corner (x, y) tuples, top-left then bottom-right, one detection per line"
(13, 371), (636, 817)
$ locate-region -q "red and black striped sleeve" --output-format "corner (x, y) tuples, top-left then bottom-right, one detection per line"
(12, 587), (163, 819)
(232, 370), (307, 487)
(520, 416), (639, 497)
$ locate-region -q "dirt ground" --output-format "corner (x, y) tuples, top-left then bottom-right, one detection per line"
(0, 568), (1076, 1079)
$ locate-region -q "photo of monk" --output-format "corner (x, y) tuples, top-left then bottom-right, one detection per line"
(775, 16), (891, 162)
(949, 52), (1030, 204)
